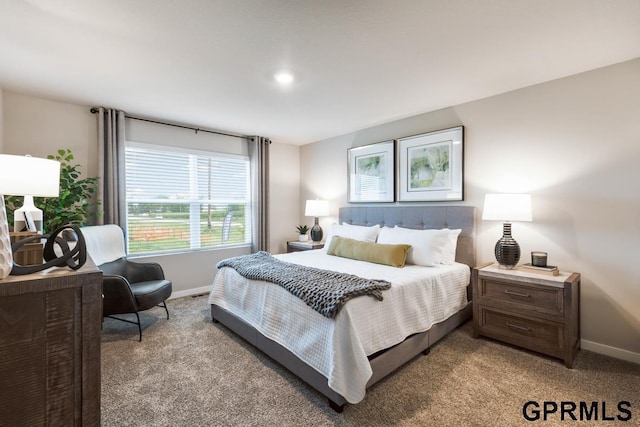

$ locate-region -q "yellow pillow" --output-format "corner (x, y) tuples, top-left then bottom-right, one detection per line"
(327, 236), (411, 267)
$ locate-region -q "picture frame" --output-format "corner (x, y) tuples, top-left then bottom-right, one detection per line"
(347, 140), (395, 203)
(397, 126), (463, 202)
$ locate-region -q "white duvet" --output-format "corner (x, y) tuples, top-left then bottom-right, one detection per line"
(208, 250), (470, 404)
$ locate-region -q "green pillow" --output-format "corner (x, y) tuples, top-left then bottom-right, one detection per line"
(327, 236), (411, 267)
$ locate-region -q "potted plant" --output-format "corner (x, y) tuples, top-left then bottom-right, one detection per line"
(296, 225), (309, 242)
(6, 149), (101, 234)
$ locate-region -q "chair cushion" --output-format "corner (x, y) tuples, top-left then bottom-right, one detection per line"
(130, 280), (172, 311)
(98, 257), (128, 277)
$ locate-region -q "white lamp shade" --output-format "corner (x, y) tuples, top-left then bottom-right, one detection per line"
(304, 199), (329, 217)
(482, 193), (532, 222)
(0, 154), (61, 197)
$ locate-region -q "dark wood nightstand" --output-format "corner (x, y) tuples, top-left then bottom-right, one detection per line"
(472, 263), (580, 368)
(287, 241), (324, 253)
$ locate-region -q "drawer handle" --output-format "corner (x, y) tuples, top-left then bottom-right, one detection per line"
(504, 289), (531, 298)
(505, 321), (531, 332)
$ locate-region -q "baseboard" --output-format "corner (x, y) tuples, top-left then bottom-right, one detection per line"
(169, 285), (211, 300)
(581, 339), (640, 365)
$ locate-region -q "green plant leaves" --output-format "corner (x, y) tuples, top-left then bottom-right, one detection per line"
(296, 224), (309, 234)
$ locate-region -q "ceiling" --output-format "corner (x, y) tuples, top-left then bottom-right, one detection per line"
(1, 1), (639, 146)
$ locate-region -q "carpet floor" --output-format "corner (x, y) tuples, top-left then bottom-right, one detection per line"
(101, 295), (640, 426)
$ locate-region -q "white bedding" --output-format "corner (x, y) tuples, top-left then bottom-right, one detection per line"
(208, 250), (470, 404)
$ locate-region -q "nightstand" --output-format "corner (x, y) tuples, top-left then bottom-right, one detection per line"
(287, 241), (324, 253)
(472, 263), (580, 368)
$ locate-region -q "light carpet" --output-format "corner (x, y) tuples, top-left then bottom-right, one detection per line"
(101, 295), (640, 426)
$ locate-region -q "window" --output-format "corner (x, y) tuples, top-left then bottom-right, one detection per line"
(125, 142), (251, 255)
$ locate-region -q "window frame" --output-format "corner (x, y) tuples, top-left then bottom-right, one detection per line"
(124, 140), (252, 257)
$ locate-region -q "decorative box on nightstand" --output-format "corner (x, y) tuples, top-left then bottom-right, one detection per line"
(287, 241), (324, 253)
(472, 263), (580, 368)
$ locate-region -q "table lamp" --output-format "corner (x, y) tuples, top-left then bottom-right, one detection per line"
(0, 154), (61, 279)
(482, 193), (532, 269)
(305, 199), (329, 242)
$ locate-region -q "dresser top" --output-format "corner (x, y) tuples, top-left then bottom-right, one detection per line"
(477, 263), (578, 288)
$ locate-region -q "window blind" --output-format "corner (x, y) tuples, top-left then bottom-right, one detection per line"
(125, 142), (251, 255)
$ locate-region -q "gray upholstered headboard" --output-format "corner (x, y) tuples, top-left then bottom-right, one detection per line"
(339, 206), (476, 269)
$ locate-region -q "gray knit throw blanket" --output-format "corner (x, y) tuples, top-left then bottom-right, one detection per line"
(217, 251), (391, 318)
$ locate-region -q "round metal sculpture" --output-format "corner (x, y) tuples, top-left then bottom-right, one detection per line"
(10, 224), (87, 275)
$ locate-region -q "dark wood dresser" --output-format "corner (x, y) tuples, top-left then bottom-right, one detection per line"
(472, 263), (580, 368)
(0, 262), (103, 426)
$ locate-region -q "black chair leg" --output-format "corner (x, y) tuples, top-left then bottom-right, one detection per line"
(159, 301), (169, 320)
(135, 312), (142, 342)
(105, 313), (143, 342)
(104, 302), (168, 342)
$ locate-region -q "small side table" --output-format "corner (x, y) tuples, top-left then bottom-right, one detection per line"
(287, 241), (324, 253)
(472, 263), (580, 368)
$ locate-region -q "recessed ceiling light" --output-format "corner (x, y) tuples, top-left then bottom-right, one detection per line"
(274, 71), (294, 85)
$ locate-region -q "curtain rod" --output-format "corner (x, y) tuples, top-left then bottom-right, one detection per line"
(90, 107), (250, 140)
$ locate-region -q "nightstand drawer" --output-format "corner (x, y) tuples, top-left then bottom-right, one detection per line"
(478, 307), (563, 354)
(479, 278), (563, 315)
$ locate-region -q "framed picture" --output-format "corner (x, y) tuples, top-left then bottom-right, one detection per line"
(347, 140), (395, 203)
(397, 126), (463, 202)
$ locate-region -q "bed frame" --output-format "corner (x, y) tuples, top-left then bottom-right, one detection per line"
(211, 205), (476, 412)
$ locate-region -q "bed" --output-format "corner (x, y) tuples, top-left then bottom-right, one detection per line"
(209, 205), (476, 411)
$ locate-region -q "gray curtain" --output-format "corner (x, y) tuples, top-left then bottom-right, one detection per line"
(249, 136), (271, 252)
(96, 108), (126, 226)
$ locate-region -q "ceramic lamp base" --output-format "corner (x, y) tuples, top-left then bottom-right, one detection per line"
(310, 217), (323, 242)
(494, 222), (520, 269)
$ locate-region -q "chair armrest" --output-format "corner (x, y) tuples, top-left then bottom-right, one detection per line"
(102, 274), (138, 316)
(125, 260), (166, 283)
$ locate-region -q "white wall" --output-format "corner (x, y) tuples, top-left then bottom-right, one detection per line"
(300, 58), (640, 362)
(2, 91), (97, 175)
(1, 91), (300, 296)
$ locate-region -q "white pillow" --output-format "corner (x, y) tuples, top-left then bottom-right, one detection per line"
(377, 226), (449, 266)
(341, 222), (381, 238)
(441, 229), (462, 265)
(324, 223), (381, 250)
